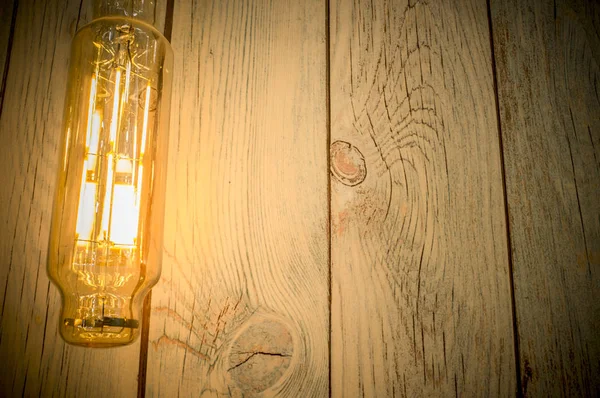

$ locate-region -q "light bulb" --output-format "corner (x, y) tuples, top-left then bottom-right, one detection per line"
(48, 1), (173, 347)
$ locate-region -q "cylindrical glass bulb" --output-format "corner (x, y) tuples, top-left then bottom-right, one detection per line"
(48, 2), (172, 347)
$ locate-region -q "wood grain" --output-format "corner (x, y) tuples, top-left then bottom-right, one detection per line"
(145, 0), (329, 396)
(0, 0), (141, 396)
(329, 0), (516, 395)
(4, 0), (598, 395)
(491, 0), (600, 396)
(0, 0), (15, 110)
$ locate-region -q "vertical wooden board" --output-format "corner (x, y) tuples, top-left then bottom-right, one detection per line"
(330, 0), (516, 395)
(146, 0), (328, 396)
(0, 0), (15, 107)
(0, 1), (140, 396)
(491, 0), (600, 396)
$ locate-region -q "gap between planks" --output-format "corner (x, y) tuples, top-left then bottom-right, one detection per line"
(485, 0), (522, 395)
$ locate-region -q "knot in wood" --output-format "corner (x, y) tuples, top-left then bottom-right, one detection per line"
(228, 319), (294, 393)
(330, 140), (367, 186)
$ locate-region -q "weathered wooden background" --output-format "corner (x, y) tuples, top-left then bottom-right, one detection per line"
(0, 0), (598, 396)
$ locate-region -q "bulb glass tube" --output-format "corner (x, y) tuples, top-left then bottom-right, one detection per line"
(48, 0), (172, 347)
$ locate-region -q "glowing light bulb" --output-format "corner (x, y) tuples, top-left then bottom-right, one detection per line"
(48, 1), (173, 347)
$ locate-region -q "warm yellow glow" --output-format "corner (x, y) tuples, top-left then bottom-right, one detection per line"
(141, 84), (151, 156)
(85, 76), (97, 147)
(63, 128), (71, 170)
(75, 79), (100, 241)
(110, 159), (137, 245)
(136, 165), (143, 220)
(132, 123), (138, 183)
(76, 72), (145, 249)
(109, 69), (122, 144)
(110, 186), (137, 245)
(89, 113), (101, 152)
(48, 11), (173, 347)
(119, 63), (131, 141)
(123, 62), (131, 102)
(86, 112), (101, 171)
(101, 153), (114, 240)
(75, 169), (97, 241)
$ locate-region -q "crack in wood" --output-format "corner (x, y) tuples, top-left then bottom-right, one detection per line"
(227, 351), (292, 372)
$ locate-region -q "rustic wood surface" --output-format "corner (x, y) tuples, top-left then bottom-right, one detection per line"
(144, 0), (329, 396)
(491, 0), (600, 396)
(0, 0), (15, 109)
(0, 0), (151, 396)
(0, 0), (598, 396)
(329, 0), (516, 396)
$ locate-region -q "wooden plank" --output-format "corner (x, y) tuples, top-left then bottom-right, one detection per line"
(330, 0), (516, 395)
(145, 0), (329, 396)
(491, 0), (600, 396)
(0, 0), (142, 396)
(0, 0), (15, 108)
